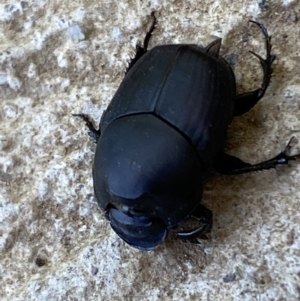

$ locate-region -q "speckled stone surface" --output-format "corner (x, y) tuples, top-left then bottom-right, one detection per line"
(1, 1), (300, 300)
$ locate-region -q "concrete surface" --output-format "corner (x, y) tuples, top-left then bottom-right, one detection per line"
(1, 0), (300, 300)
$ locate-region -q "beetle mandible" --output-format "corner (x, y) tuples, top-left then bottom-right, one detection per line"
(74, 14), (300, 250)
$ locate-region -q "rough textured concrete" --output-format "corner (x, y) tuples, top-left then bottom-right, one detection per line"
(1, 0), (300, 300)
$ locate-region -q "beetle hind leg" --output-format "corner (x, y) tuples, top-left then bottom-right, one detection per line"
(233, 21), (276, 116)
(213, 137), (300, 174)
(125, 12), (157, 74)
(175, 205), (212, 240)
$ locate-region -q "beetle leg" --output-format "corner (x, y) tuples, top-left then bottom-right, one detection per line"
(233, 21), (276, 116)
(125, 12), (157, 74)
(175, 205), (212, 240)
(73, 114), (101, 143)
(214, 137), (300, 174)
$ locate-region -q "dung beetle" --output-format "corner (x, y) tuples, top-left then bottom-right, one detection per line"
(74, 14), (300, 250)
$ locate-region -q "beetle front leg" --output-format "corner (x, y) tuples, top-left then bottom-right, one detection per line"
(213, 137), (300, 175)
(73, 114), (101, 143)
(125, 12), (157, 74)
(175, 205), (212, 240)
(233, 21), (276, 116)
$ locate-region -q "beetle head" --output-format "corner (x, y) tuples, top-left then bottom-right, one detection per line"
(106, 204), (167, 250)
(94, 114), (203, 250)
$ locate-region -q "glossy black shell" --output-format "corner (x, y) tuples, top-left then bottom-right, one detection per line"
(76, 19), (282, 250)
(101, 45), (235, 159)
(93, 44), (236, 228)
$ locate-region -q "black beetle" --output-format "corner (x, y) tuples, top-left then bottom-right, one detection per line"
(74, 14), (299, 250)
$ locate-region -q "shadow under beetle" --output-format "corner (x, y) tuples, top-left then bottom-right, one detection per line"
(74, 14), (300, 251)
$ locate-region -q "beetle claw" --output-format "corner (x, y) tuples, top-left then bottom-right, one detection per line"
(174, 205), (213, 241)
(282, 136), (300, 161)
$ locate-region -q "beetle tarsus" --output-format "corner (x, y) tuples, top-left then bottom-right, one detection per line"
(73, 114), (101, 142)
(126, 12), (157, 74)
(214, 137), (300, 175)
(175, 205), (212, 240)
(233, 21), (275, 116)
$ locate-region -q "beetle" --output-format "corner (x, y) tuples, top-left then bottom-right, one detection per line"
(74, 14), (300, 250)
